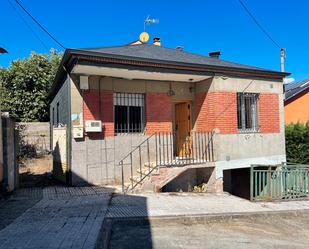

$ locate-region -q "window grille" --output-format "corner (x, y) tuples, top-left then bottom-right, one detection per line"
(237, 93), (259, 132)
(114, 93), (145, 133)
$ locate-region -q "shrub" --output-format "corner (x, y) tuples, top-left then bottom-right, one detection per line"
(285, 122), (309, 164)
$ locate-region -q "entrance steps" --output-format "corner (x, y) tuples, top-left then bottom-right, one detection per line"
(125, 162), (218, 193)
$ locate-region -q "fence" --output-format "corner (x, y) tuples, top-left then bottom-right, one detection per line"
(250, 163), (309, 201)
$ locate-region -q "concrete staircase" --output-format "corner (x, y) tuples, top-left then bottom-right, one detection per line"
(124, 162), (218, 193)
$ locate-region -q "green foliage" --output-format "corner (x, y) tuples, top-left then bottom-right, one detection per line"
(285, 122), (309, 164)
(0, 49), (62, 122)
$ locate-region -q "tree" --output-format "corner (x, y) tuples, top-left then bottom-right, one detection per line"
(0, 50), (62, 122)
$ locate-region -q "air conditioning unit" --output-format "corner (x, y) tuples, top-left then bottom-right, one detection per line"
(85, 120), (102, 132)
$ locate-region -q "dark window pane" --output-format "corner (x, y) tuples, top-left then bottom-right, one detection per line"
(237, 93), (242, 129)
(237, 93), (258, 131)
(114, 93), (145, 134)
(115, 105), (128, 133)
(244, 96), (253, 129)
(129, 106), (142, 132)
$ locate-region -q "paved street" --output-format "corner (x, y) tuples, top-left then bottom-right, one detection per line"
(109, 212), (309, 249)
(0, 186), (113, 249)
(1, 187), (309, 249)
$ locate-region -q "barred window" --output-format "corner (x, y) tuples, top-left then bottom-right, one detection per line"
(114, 93), (145, 133)
(237, 93), (259, 132)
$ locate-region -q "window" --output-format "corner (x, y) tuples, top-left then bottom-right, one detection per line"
(114, 93), (145, 133)
(56, 102), (59, 126)
(237, 93), (259, 132)
(52, 107), (55, 126)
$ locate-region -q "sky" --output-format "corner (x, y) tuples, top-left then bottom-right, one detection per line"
(0, 0), (308, 82)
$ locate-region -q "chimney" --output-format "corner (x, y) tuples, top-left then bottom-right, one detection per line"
(208, 51), (221, 59)
(153, 37), (161, 46)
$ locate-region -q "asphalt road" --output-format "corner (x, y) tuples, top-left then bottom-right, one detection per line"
(109, 212), (309, 249)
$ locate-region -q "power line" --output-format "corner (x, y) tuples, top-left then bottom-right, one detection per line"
(14, 0), (65, 49)
(237, 0), (281, 49)
(7, 0), (49, 50)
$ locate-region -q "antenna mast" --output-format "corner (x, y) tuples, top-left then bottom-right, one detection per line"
(144, 15), (159, 31)
(280, 48), (286, 72)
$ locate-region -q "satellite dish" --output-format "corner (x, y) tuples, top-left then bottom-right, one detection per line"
(139, 32), (149, 43)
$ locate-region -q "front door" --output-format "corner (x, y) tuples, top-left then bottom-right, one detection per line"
(175, 102), (192, 157)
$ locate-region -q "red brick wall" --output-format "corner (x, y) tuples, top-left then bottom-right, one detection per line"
(195, 91), (280, 134)
(83, 90), (114, 137)
(259, 93), (280, 133)
(195, 91), (237, 134)
(145, 92), (172, 134)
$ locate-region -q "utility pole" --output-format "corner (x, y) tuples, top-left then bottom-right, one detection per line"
(280, 48), (286, 72)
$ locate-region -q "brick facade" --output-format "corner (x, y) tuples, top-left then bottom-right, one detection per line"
(195, 91), (237, 134)
(83, 90), (114, 137)
(83, 90), (280, 137)
(258, 93), (280, 133)
(145, 92), (172, 134)
(195, 91), (280, 134)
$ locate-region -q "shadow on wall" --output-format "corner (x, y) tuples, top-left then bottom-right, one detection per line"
(52, 141), (68, 184)
(161, 167), (215, 192)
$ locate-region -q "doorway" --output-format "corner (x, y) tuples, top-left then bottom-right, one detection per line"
(175, 102), (192, 157)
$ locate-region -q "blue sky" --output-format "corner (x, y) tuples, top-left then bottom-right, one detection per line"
(0, 0), (308, 82)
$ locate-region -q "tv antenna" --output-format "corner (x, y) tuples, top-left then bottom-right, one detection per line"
(144, 15), (159, 31)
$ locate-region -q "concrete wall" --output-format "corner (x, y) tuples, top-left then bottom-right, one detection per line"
(50, 76), (71, 183)
(2, 116), (18, 192)
(50, 77), (70, 128)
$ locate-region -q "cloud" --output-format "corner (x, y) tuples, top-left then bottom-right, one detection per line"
(284, 77), (295, 84)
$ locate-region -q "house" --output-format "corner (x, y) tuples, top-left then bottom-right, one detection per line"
(49, 37), (289, 192)
(284, 79), (309, 124)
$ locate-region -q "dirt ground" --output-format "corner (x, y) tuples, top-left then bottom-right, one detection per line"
(19, 155), (57, 187)
(109, 213), (309, 249)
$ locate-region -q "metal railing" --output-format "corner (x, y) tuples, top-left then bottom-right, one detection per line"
(250, 163), (309, 201)
(119, 130), (215, 193)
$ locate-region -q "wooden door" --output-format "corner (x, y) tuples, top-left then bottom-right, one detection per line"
(175, 102), (192, 157)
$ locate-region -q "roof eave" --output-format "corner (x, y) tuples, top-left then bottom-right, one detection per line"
(49, 49), (290, 100)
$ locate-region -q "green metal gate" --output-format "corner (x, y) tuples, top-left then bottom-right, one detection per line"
(250, 164), (309, 201)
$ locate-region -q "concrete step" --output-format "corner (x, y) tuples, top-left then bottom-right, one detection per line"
(137, 167), (159, 176)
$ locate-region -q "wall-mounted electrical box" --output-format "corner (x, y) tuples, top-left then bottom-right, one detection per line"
(73, 125), (84, 138)
(85, 120), (102, 132)
(80, 76), (89, 90)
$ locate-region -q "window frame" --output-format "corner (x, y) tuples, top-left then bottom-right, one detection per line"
(113, 92), (145, 134)
(237, 92), (259, 133)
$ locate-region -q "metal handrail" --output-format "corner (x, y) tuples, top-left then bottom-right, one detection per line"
(119, 133), (156, 193)
(119, 130), (216, 193)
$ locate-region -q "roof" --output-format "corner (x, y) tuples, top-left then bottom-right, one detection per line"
(285, 78), (309, 102)
(50, 43), (290, 99)
(74, 44), (283, 73)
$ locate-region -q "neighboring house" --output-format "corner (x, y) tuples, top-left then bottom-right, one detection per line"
(49, 38), (289, 192)
(284, 79), (309, 124)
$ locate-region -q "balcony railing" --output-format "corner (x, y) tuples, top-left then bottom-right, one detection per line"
(119, 130), (215, 193)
